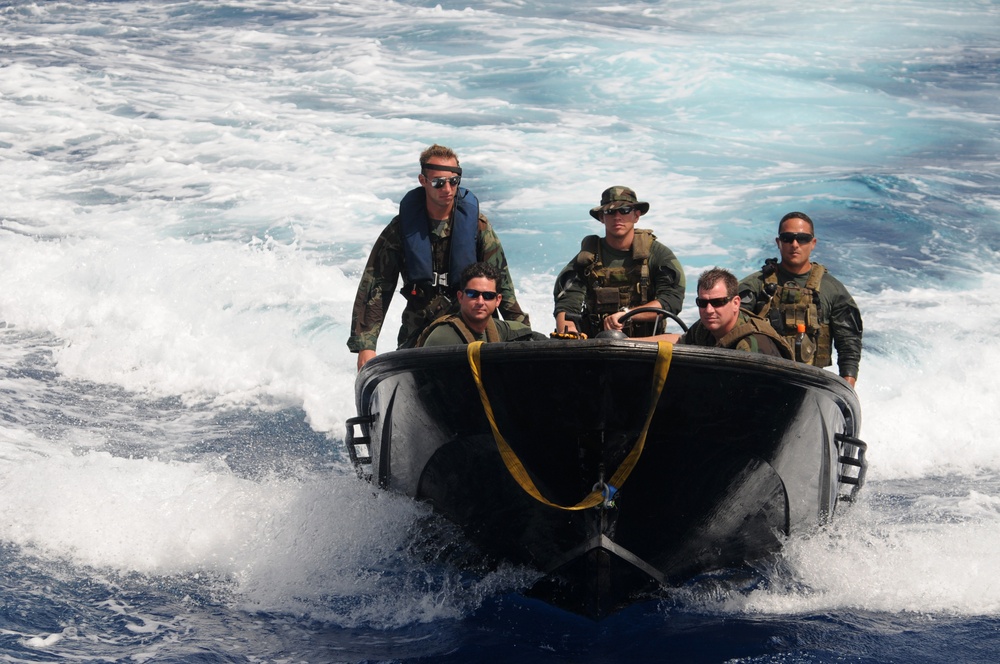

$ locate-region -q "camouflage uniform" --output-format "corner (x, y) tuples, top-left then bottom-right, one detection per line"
(347, 207), (528, 353)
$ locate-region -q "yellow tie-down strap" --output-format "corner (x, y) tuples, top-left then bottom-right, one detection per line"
(466, 340), (673, 511)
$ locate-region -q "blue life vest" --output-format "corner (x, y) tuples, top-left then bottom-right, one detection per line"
(399, 186), (479, 290)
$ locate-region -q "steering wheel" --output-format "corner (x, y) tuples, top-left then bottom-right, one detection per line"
(596, 306), (689, 339)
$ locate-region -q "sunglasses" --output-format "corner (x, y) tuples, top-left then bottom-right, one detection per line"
(426, 175), (461, 189)
(603, 206), (634, 216)
(778, 232), (814, 244)
(463, 288), (498, 301)
(695, 295), (734, 309)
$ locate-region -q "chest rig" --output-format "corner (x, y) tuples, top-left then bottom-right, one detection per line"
(757, 262), (832, 366)
(575, 230), (656, 337)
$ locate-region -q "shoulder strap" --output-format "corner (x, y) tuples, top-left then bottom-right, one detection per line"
(414, 314), (464, 347)
(482, 317), (500, 343)
(575, 234), (603, 281)
(717, 320), (757, 348)
(576, 234), (600, 265)
(631, 229), (655, 260)
(805, 263), (826, 291)
(632, 229), (655, 300)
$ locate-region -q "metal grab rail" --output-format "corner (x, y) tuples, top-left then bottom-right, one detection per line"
(835, 432), (868, 501)
(346, 414), (374, 479)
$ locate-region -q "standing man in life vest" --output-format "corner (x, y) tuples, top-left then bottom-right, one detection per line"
(553, 186), (685, 338)
(658, 268), (792, 358)
(347, 144), (530, 370)
(738, 212), (863, 387)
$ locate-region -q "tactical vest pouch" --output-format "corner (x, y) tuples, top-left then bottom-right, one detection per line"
(813, 326), (832, 367)
(603, 266), (629, 285)
(780, 287), (803, 305)
(778, 284), (820, 334)
(594, 287), (621, 315)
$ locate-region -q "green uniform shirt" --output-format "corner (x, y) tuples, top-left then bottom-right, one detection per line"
(420, 318), (538, 347)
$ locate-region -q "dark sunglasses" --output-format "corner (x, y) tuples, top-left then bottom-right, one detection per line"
(778, 232), (814, 244)
(603, 206), (634, 216)
(695, 295), (734, 309)
(463, 288), (498, 301)
(427, 175), (461, 189)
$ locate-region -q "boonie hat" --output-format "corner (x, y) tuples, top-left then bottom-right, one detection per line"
(589, 186), (650, 221)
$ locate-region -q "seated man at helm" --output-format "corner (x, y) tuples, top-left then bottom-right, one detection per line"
(553, 186), (685, 338)
(653, 267), (792, 358)
(417, 262), (544, 347)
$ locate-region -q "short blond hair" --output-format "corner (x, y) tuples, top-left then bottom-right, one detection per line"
(420, 144), (459, 170)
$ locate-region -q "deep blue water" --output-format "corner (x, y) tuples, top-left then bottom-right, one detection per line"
(2, 0), (1000, 661)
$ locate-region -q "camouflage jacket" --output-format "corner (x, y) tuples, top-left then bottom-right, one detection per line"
(348, 209), (528, 353)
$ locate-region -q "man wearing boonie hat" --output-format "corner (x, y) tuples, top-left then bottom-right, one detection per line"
(553, 186), (686, 338)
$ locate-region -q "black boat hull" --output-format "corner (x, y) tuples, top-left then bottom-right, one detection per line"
(347, 340), (866, 618)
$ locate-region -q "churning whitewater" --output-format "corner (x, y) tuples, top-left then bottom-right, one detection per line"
(1, 0), (999, 661)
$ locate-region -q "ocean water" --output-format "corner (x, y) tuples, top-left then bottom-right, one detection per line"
(1, 0), (999, 661)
